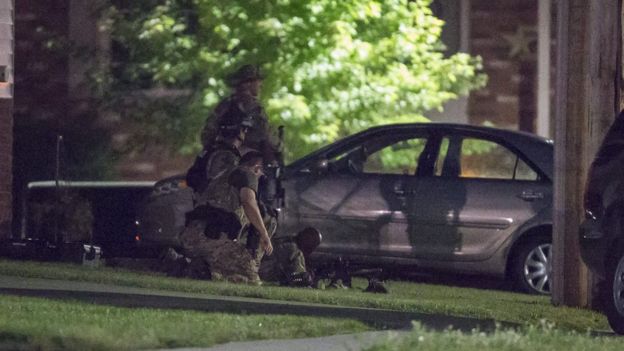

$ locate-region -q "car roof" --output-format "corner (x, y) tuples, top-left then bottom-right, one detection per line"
(288, 123), (554, 180)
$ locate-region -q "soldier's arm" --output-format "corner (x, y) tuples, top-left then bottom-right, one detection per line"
(240, 187), (273, 255)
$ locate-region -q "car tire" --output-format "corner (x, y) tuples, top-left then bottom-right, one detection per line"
(602, 248), (624, 334)
(511, 236), (552, 294)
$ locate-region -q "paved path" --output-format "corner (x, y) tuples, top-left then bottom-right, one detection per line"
(0, 275), (505, 332)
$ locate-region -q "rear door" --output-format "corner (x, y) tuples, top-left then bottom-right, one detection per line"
(406, 132), (551, 261)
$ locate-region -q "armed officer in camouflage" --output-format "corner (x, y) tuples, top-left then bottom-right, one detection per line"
(201, 64), (278, 165)
(180, 120), (273, 283)
(189, 106), (255, 203)
(259, 227), (322, 286)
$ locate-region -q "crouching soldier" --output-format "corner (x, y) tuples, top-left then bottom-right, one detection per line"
(259, 227), (322, 287)
(180, 151), (273, 284)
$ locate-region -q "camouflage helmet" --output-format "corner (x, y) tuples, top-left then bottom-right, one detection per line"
(295, 227), (322, 258)
(226, 64), (264, 87)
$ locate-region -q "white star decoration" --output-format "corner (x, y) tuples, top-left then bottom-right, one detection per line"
(502, 25), (538, 59)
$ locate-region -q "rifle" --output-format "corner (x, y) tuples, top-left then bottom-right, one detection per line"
(311, 256), (388, 293)
(275, 125), (285, 209)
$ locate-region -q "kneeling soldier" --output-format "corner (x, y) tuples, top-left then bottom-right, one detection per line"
(259, 227), (321, 286)
(180, 151), (273, 283)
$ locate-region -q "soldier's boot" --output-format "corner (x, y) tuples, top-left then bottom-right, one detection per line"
(160, 248), (189, 277)
(364, 278), (388, 294)
(328, 278), (349, 289)
(184, 258), (212, 280)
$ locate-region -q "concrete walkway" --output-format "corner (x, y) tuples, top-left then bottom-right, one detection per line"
(0, 275), (506, 332)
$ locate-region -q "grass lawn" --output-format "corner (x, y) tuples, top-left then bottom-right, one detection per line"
(0, 259), (609, 332)
(364, 323), (622, 351)
(0, 295), (370, 351)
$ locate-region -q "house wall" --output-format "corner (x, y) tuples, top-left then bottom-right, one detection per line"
(15, 0), (189, 184)
(468, 0), (539, 132)
(14, 0), (69, 122)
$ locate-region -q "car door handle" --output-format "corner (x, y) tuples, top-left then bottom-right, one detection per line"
(394, 188), (406, 196)
(518, 190), (544, 201)
(394, 186), (417, 197)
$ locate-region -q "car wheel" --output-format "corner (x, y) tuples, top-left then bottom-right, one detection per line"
(602, 249), (624, 334)
(511, 237), (552, 294)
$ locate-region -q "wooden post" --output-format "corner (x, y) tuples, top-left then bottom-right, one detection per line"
(552, 0), (621, 307)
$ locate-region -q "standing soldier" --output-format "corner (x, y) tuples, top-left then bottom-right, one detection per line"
(201, 64), (278, 165)
(202, 64), (282, 210)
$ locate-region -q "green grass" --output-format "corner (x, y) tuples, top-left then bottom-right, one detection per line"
(0, 259), (609, 332)
(365, 323), (621, 351)
(0, 295), (370, 351)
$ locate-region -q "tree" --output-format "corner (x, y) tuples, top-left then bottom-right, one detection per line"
(103, 0), (486, 161)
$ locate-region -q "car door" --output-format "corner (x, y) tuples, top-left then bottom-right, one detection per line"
(404, 132), (552, 261)
(280, 129), (435, 260)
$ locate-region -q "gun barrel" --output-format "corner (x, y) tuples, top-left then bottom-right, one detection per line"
(350, 268), (383, 277)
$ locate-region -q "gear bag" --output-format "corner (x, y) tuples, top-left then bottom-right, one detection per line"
(185, 150), (210, 193)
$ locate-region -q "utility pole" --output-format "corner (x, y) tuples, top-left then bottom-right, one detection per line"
(552, 0), (622, 307)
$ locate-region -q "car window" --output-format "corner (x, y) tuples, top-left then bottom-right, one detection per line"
(514, 158), (539, 181)
(362, 137), (428, 175)
(458, 138), (538, 180)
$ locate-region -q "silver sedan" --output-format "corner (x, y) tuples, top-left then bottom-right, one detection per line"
(276, 123), (553, 294)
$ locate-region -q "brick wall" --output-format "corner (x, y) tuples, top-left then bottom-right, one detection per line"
(14, 0), (69, 121)
(13, 0), (190, 184)
(468, 0), (538, 131)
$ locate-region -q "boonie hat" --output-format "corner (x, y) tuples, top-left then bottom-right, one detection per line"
(226, 64), (264, 86)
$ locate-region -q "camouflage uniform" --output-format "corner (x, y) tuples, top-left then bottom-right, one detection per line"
(224, 168), (277, 268)
(201, 93), (277, 163)
(258, 236), (307, 283)
(204, 167), (258, 231)
(238, 211), (278, 267)
(179, 221), (260, 283)
(179, 167), (264, 283)
(195, 141), (241, 206)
